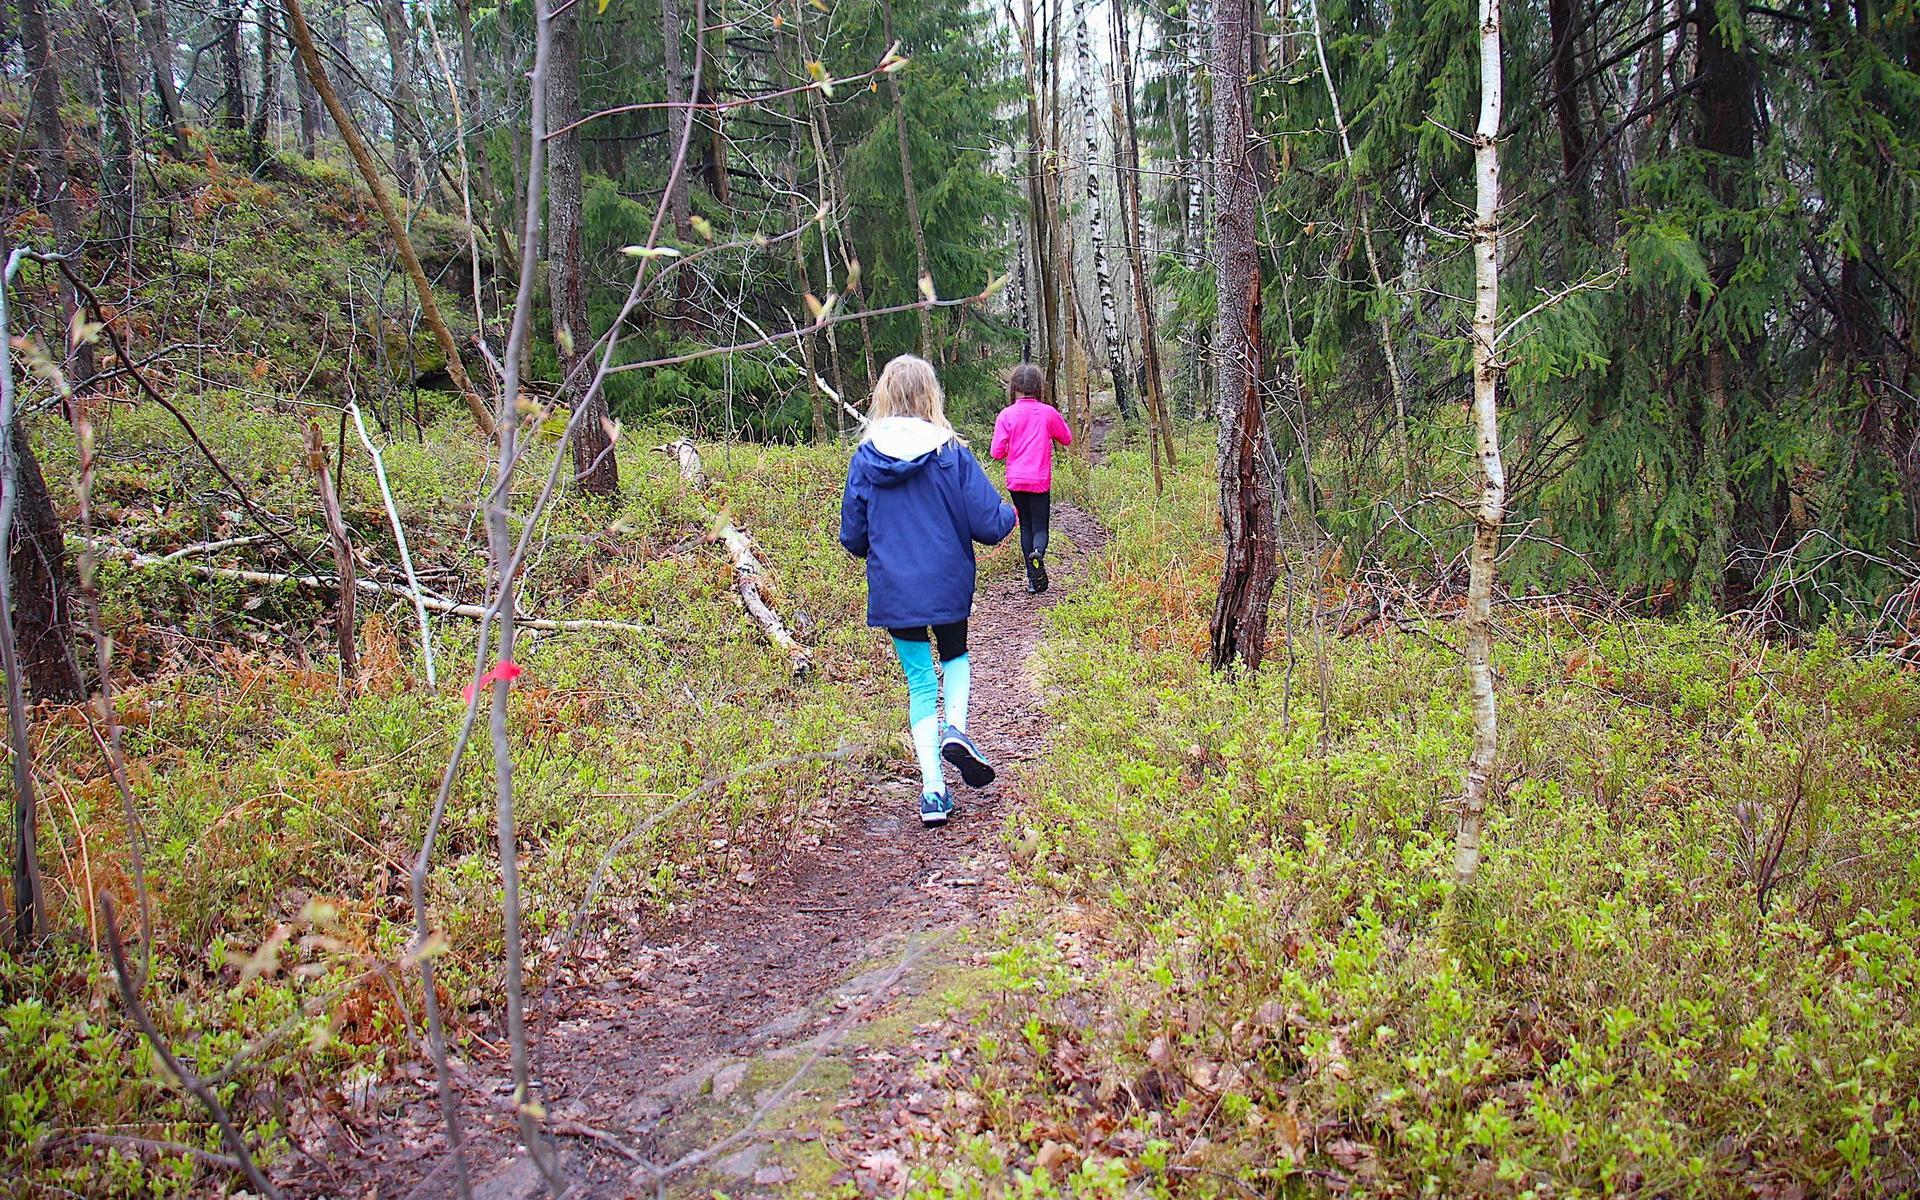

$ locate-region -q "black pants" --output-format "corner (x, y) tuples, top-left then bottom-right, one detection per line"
(887, 620), (968, 662)
(1012, 490), (1051, 561)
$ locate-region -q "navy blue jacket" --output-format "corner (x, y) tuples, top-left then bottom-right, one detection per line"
(838, 422), (1016, 629)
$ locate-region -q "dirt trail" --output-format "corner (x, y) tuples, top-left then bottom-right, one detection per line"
(287, 493), (1108, 1199)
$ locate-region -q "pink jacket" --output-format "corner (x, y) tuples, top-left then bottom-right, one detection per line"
(990, 396), (1073, 492)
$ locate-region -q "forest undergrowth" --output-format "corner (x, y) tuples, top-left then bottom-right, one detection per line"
(0, 223), (922, 1197)
(898, 444), (1920, 1198)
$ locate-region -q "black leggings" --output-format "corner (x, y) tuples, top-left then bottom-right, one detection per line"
(1012, 490), (1051, 561)
(887, 620), (968, 662)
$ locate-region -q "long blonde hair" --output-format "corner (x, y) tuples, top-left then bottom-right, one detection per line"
(868, 354), (951, 430)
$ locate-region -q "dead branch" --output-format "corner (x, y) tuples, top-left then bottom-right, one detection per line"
(304, 421), (359, 692)
(653, 438), (811, 676)
(106, 547), (658, 637)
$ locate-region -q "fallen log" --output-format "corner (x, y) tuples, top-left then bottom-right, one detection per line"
(106, 547), (656, 637)
(653, 438), (811, 678)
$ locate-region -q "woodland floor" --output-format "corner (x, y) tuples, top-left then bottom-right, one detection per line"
(279, 493), (1110, 1200)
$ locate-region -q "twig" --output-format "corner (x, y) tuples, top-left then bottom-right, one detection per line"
(348, 402), (438, 685)
(98, 893), (283, 1198)
(106, 548), (658, 636)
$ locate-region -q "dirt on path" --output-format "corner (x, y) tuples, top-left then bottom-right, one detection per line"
(285, 497), (1109, 1200)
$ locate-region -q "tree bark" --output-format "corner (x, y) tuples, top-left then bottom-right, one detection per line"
(91, 0), (140, 261)
(454, 0), (513, 264)
(249, 0), (280, 168)
(376, 0), (420, 199)
(130, 0), (189, 149)
(218, 1), (248, 130)
(546, 0), (617, 494)
(19, 0), (96, 387)
(1072, 0), (1134, 421)
(882, 0), (936, 359)
(663, 0), (692, 240)
(1113, 0), (1177, 465)
(1685, 0), (1757, 608)
(1546, 0), (1589, 181)
(284, 0), (321, 156)
(1452, 0), (1507, 890)
(285, 0), (496, 437)
(304, 421), (359, 691)
(1208, 0), (1278, 672)
(5, 419), (84, 705)
(1182, 0), (1210, 417)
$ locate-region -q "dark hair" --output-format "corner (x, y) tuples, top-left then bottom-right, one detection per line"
(1008, 363), (1044, 400)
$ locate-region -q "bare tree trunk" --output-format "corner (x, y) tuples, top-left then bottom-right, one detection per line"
(130, 0), (189, 149)
(663, 0), (691, 240)
(284, 0), (497, 437)
(546, 0), (616, 494)
(90, 0), (139, 262)
(1113, 0), (1177, 465)
(284, 0), (320, 156)
(5, 419), (84, 705)
(1686, 0), (1756, 608)
(881, 0), (936, 358)
(19, 0), (96, 386)
(1546, 0), (1589, 182)
(218, 1), (248, 130)
(1209, 0), (1278, 671)
(249, 0), (279, 167)
(377, 0), (419, 198)
(1182, 0), (1209, 417)
(454, 0), (513, 264)
(304, 421), (359, 691)
(1072, 0), (1134, 421)
(1451, 0), (1507, 890)
(2, 252), (78, 948)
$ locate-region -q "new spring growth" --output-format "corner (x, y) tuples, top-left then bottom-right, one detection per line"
(621, 244), (683, 259)
(806, 60), (833, 97)
(805, 292), (839, 322)
(880, 41), (910, 73)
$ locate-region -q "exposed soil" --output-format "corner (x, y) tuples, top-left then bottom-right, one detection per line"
(282, 497), (1108, 1200)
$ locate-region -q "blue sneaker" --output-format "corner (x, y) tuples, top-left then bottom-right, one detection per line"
(941, 726), (996, 788)
(920, 791), (955, 828)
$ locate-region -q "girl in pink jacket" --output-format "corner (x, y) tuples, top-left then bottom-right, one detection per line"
(989, 363), (1073, 593)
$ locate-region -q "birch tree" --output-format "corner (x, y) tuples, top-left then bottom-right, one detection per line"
(1451, 0), (1508, 889)
(1072, 0), (1135, 420)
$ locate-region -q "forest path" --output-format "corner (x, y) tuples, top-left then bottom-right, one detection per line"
(287, 439), (1110, 1200)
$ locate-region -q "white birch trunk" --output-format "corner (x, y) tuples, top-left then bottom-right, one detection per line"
(1184, 0), (1207, 251)
(1073, 0), (1131, 419)
(1453, 0), (1507, 889)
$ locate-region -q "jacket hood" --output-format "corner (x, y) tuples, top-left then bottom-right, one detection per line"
(858, 417), (954, 487)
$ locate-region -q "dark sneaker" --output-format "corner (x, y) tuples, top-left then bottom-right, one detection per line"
(941, 726), (996, 788)
(1028, 554), (1049, 594)
(920, 791), (954, 828)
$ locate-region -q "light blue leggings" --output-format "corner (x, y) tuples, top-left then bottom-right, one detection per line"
(889, 637), (971, 796)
